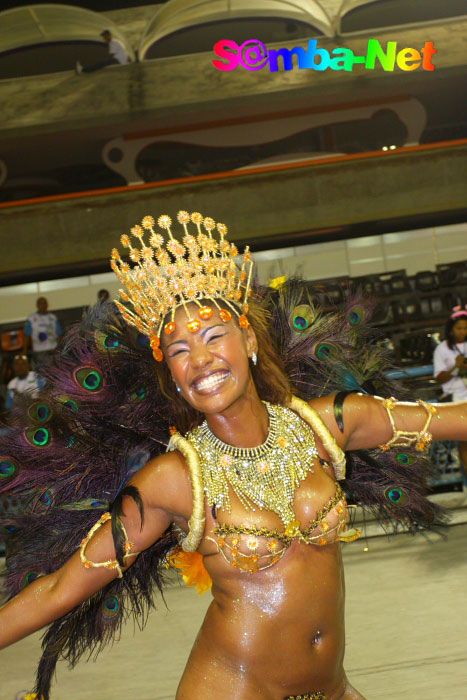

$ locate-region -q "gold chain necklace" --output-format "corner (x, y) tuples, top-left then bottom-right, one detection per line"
(185, 402), (318, 527)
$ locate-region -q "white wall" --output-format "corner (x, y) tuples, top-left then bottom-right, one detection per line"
(255, 222), (467, 284)
(0, 222), (466, 325)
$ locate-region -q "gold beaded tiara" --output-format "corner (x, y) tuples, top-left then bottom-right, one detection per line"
(110, 211), (254, 361)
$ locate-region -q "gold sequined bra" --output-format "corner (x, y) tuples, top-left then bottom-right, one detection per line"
(211, 483), (347, 574)
(184, 401), (352, 575)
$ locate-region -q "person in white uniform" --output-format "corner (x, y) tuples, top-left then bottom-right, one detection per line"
(6, 355), (44, 410)
(76, 30), (129, 74)
(24, 297), (63, 367)
(433, 305), (467, 473)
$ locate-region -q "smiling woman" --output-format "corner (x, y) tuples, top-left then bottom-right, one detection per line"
(1, 210), (466, 700)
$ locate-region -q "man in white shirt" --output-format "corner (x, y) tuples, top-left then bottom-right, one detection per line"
(24, 297), (63, 366)
(76, 30), (129, 74)
(6, 355), (44, 410)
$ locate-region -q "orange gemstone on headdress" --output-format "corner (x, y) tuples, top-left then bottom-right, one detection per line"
(164, 322), (176, 335)
(219, 309), (232, 323)
(153, 348), (163, 362)
(239, 315), (249, 328)
(187, 319), (201, 333)
(150, 335), (160, 348)
(199, 306), (213, 320)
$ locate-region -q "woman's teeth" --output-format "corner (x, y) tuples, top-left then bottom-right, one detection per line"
(194, 372), (229, 392)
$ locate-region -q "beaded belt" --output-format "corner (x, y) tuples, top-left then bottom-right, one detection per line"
(284, 693), (326, 700)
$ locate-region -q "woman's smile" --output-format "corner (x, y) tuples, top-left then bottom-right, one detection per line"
(191, 369), (231, 394)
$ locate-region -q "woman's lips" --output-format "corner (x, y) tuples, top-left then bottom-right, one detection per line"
(192, 370), (230, 394)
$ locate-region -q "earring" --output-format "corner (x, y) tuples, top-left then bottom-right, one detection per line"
(251, 352), (257, 366)
(175, 384), (181, 393)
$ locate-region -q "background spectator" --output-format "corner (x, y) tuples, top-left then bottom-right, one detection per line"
(5, 354), (44, 410)
(97, 289), (110, 303)
(24, 297), (63, 367)
(76, 30), (129, 74)
(433, 305), (467, 474)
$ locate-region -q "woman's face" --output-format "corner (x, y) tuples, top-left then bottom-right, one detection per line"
(161, 304), (257, 415)
(452, 318), (467, 343)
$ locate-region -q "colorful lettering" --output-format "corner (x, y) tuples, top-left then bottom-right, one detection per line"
(421, 41), (436, 71)
(396, 47), (421, 71)
(365, 39), (397, 71)
(268, 46), (309, 72)
(213, 38), (437, 74)
(212, 39), (241, 71)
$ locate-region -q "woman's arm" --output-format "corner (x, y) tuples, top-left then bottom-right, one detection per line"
(435, 353), (465, 384)
(311, 393), (467, 452)
(0, 452), (189, 649)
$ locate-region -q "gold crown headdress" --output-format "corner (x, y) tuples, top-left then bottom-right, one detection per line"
(110, 211), (254, 362)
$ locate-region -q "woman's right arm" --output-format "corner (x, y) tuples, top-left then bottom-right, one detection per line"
(0, 456), (177, 649)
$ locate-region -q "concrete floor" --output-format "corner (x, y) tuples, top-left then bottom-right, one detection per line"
(1, 524), (466, 700)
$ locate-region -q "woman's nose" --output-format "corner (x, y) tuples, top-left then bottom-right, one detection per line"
(189, 342), (213, 367)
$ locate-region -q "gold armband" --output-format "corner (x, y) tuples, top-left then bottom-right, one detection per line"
(79, 512), (136, 579)
(379, 397), (437, 452)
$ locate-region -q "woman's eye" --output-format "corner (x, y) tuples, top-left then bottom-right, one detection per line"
(170, 348), (188, 357)
(208, 334), (223, 342)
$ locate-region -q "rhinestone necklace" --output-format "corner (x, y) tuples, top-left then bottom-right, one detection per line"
(185, 402), (318, 527)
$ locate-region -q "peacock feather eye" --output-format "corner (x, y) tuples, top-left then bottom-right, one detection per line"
(73, 367), (103, 392)
(312, 342), (340, 360)
(347, 304), (366, 327)
(57, 396), (79, 413)
(28, 402), (52, 423)
(2, 522), (20, 535)
(396, 452), (416, 466)
(25, 427), (51, 447)
(384, 486), (409, 506)
(289, 304), (314, 333)
(102, 595), (120, 619)
(90, 499), (108, 509)
(95, 330), (121, 353)
(20, 571), (42, 590)
(30, 488), (54, 514)
(131, 386), (147, 401)
(0, 457), (20, 483)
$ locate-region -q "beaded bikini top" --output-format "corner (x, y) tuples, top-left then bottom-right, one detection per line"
(184, 402), (352, 574)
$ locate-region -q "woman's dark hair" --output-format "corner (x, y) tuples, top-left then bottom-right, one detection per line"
(445, 313), (467, 350)
(156, 296), (293, 435)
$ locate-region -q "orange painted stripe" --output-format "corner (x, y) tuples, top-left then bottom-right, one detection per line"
(1, 138), (465, 211)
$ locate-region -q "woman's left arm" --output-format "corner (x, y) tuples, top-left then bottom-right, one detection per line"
(311, 393), (467, 452)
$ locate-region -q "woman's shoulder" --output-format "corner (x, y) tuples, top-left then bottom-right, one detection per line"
(128, 448), (193, 512)
(433, 340), (449, 356)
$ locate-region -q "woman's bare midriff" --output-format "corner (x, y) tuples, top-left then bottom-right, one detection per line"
(175, 463), (366, 700)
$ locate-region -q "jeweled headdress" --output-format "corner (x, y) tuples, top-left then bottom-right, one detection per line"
(110, 211), (254, 361)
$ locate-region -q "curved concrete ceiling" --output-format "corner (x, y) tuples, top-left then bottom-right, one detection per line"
(338, 0), (467, 34)
(139, 0), (334, 60)
(0, 3), (134, 78)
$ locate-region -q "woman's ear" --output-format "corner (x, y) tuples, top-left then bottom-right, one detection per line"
(245, 324), (258, 357)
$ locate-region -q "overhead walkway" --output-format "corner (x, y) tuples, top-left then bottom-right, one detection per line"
(0, 139), (465, 282)
(0, 4), (134, 80)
